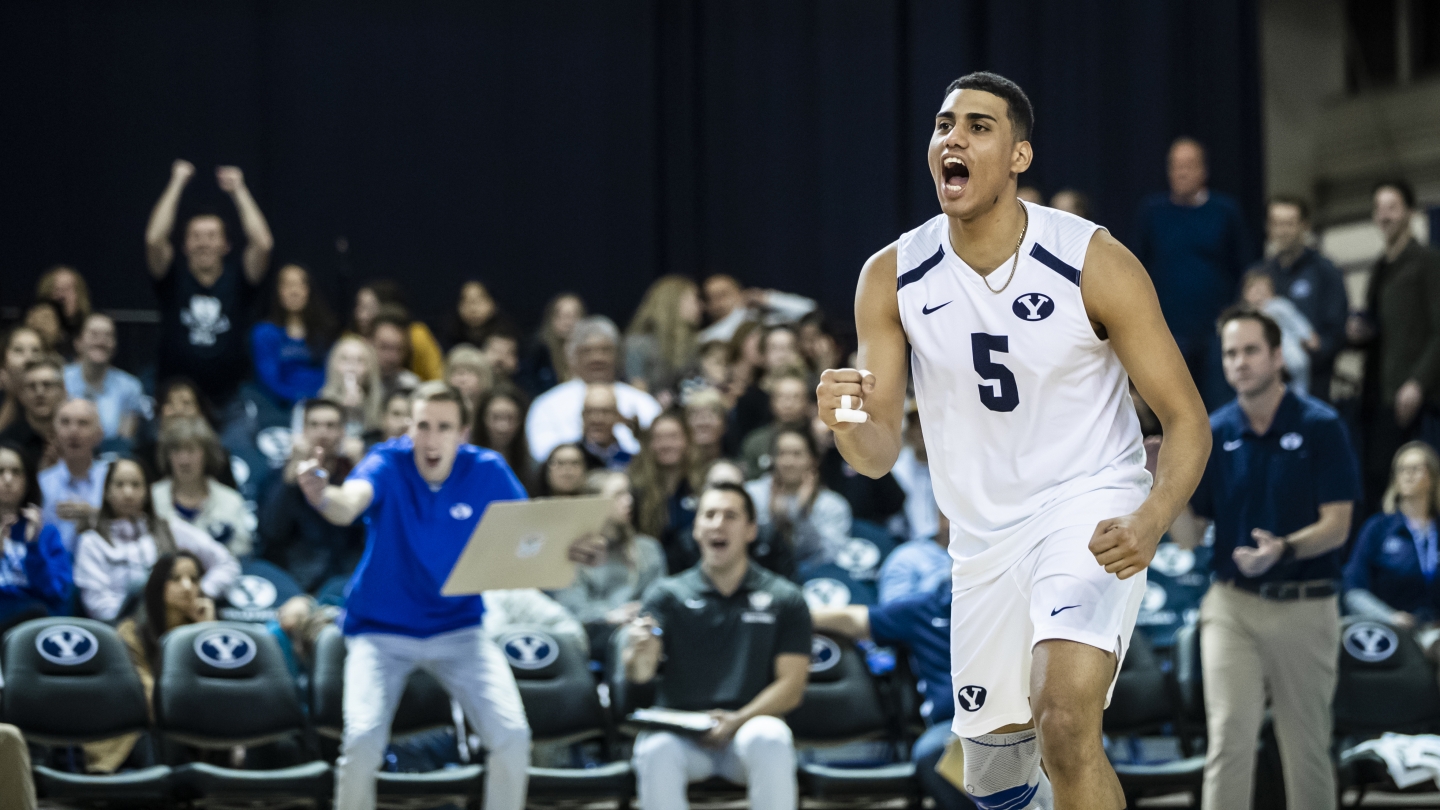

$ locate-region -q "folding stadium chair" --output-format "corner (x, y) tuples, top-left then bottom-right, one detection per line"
(1103, 629), (1205, 805)
(308, 625), (484, 806)
(0, 618), (174, 805)
(154, 621), (332, 804)
(218, 558), (305, 624)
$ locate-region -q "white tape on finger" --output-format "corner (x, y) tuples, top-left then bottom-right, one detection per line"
(840, 395), (853, 410)
(835, 409), (868, 423)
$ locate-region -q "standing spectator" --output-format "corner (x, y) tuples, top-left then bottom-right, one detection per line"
(890, 404), (938, 544)
(536, 444), (589, 498)
(744, 427), (852, 578)
(1242, 271), (1318, 395)
(550, 470), (665, 657)
(473, 386), (532, 489)
(1257, 196), (1348, 401)
(697, 274), (817, 344)
(0, 443), (71, 636)
(445, 280), (514, 350)
(739, 370), (813, 479)
(624, 483), (810, 810)
(73, 459), (239, 622)
(1134, 138), (1253, 407)
(481, 331), (521, 383)
(151, 416), (253, 556)
(24, 301), (69, 358)
(630, 411), (698, 571)
(144, 160), (274, 407)
(443, 344), (493, 416)
(1353, 180), (1440, 512)
(684, 387), (728, 471)
(316, 336), (386, 451)
(1344, 442), (1440, 635)
(251, 263), (336, 406)
(0, 326), (45, 432)
(878, 511), (950, 605)
(0, 357), (67, 471)
(349, 281), (444, 382)
(64, 314), (146, 442)
(624, 275), (703, 400)
(39, 399), (107, 551)
(814, 416), (906, 526)
(1173, 307), (1360, 810)
(521, 292), (586, 395)
(1049, 188), (1091, 219)
(579, 384), (632, 471)
(526, 316), (662, 464)
(35, 265), (92, 348)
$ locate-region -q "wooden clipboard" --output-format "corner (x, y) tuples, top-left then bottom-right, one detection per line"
(440, 496), (611, 595)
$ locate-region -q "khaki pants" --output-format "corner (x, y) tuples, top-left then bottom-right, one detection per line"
(1200, 582), (1339, 810)
(0, 723), (36, 810)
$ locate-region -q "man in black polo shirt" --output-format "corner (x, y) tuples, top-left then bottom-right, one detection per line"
(1172, 306), (1360, 810)
(624, 483), (811, 810)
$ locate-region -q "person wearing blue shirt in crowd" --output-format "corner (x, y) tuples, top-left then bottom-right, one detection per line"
(1345, 442), (1440, 647)
(63, 314), (147, 444)
(877, 509), (951, 604)
(1173, 306), (1361, 810)
(812, 580), (975, 810)
(0, 443), (72, 636)
(250, 264), (335, 406)
(295, 381), (602, 810)
(38, 399), (107, 553)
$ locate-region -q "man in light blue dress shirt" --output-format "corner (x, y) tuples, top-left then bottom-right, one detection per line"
(38, 399), (108, 552)
(62, 314), (147, 442)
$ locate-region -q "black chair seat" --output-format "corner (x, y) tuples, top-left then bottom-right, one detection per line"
(800, 761), (920, 799)
(1112, 756), (1206, 789)
(173, 760), (333, 798)
(377, 763), (484, 795)
(528, 760), (636, 798)
(33, 764), (173, 801)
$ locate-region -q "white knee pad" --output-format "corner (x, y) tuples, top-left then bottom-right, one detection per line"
(960, 731), (1053, 810)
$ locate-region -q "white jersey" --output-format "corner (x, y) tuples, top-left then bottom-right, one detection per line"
(895, 201), (1151, 585)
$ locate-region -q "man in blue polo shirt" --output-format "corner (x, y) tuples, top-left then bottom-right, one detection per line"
(1172, 306), (1360, 810)
(297, 381), (599, 810)
(812, 580), (977, 810)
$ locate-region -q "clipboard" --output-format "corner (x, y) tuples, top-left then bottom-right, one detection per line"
(440, 496), (611, 595)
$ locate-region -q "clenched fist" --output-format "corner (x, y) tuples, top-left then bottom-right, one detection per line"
(171, 159), (195, 183)
(216, 165), (246, 194)
(1088, 512), (1164, 580)
(817, 368), (876, 432)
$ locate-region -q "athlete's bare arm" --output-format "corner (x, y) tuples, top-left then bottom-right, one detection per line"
(817, 244), (909, 478)
(1081, 230), (1212, 579)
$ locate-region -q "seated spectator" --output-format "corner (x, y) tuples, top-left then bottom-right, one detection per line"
(1017, 184), (1044, 204)
(624, 275), (702, 401)
(371, 307), (424, 399)
(259, 399), (364, 592)
(251, 263), (336, 406)
(744, 426), (852, 578)
(1242, 272), (1318, 396)
(703, 458), (746, 488)
(268, 595), (341, 679)
(740, 369), (813, 479)
(814, 415), (906, 526)
(536, 443), (588, 498)
(84, 551), (216, 773)
(1346, 442), (1440, 642)
(73, 459), (238, 621)
(481, 588), (589, 656)
(39, 398), (107, 551)
(376, 388), (413, 446)
(698, 274), (817, 344)
(151, 416), (253, 556)
(350, 281), (444, 381)
(667, 459), (749, 572)
(36, 265), (92, 349)
(796, 311), (843, 376)
(625, 483), (810, 810)
(314, 336), (386, 456)
(0, 721), (36, 810)
(631, 411), (699, 570)
(1049, 187), (1091, 218)
(134, 377), (239, 490)
(64, 314), (146, 442)
(445, 280), (515, 350)
(473, 385), (532, 489)
(879, 511), (951, 605)
(733, 325), (809, 443)
(0, 443), (71, 636)
(526, 316), (662, 463)
(521, 292), (586, 395)
(481, 330), (521, 383)
(684, 387), (728, 470)
(550, 470), (665, 656)
(444, 343), (494, 416)
(0, 326), (45, 433)
(891, 402), (938, 544)
(0, 356), (67, 471)
(24, 301), (70, 358)
(811, 581), (972, 810)
(692, 342), (734, 404)
(580, 384), (633, 470)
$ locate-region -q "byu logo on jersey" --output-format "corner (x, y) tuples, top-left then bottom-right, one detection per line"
(1012, 293), (1055, 322)
(1280, 432), (1304, 451)
(809, 635), (842, 673)
(500, 630), (559, 670)
(449, 503), (474, 520)
(956, 685), (988, 712)
(802, 578), (852, 609)
(194, 629), (257, 669)
(225, 575), (278, 610)
(1344, 622), (1399, 663)
(36, 625), (99, 666)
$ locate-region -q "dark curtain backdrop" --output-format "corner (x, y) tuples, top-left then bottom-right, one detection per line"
(1, 0), (1262, 336)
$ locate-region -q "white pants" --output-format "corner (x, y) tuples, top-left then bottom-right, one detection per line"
(334, 626), (531, 810)
(632, 715), (797, 810)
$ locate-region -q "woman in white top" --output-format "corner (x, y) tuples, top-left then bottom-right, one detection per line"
(74, 459), (239, 621)
(150, 416), (253, 556)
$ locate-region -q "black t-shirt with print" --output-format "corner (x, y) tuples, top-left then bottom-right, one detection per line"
(154, 256), (261, 405)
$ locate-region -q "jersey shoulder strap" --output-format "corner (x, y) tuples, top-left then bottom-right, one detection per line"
(895, 214), (949, 290)
(1023, 204), (1102, 287)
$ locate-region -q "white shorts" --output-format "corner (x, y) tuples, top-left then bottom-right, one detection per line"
(948, 523), (1146, 738)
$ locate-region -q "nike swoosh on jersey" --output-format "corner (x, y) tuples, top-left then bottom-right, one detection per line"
(922, 301), (952, 315)
(1050, 605), (1081, 616)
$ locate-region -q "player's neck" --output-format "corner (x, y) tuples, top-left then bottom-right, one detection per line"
(1238, 379), (1287, 435)
(947, 195), (1027, 276)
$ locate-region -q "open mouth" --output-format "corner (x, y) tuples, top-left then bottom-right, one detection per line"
(942, 156), (969, 192)
(706, 538), (730, 553)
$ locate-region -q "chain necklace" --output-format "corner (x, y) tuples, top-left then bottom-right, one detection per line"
(981, 200), (1030, 295)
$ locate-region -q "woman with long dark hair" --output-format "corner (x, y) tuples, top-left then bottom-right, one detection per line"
(473, 385), (533, 491)
(521, 292), (586, 395)
(0, 442), (71, 635)
(251, 263), (337, 405)
(445, 280), (515, 349)
(628, 411), (701, 572)
(0, 326), (45, 433)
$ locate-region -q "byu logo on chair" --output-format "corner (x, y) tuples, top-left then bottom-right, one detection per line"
(802, 578), (852, 609)
(36, 625), (99, 666)
(835, 537), (881, 577)
(194, 628), (257, 669)
(500, 630), (559, 670)
(1343, 622), (1399, 663)
(809, 635), (842, 673)
(1012, 292), (1054, 321)
(225, 575), (278, 610)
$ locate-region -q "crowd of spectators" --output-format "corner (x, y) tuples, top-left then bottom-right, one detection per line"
(0, 149), (1437, 810)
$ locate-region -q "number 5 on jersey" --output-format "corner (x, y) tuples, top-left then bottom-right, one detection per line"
(971, 333), (1019, 412)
